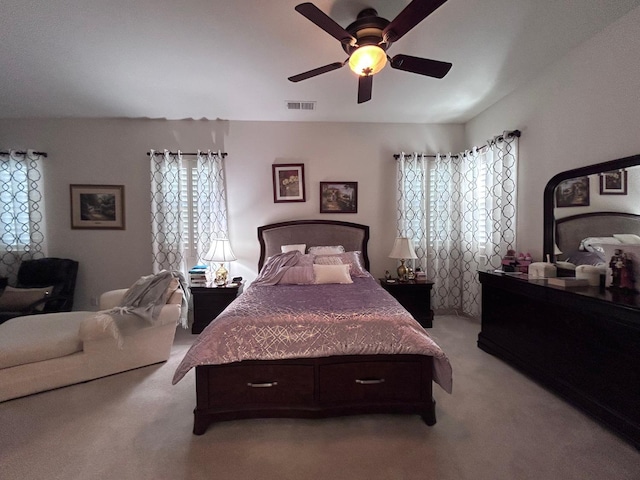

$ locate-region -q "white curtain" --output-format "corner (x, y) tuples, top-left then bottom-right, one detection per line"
(0, 149), (46, 282)
(395, 153), (428, 272)
(195, 150), (230, 257)
(150, 150), (185, 275)
(396, 132), (518, 317)
(149, 149), (230, 277)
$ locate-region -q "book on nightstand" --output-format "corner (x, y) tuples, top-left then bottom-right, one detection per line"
(547, 277), (589, 288)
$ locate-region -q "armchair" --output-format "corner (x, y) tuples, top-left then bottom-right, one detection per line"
(0, 257), (79, 324)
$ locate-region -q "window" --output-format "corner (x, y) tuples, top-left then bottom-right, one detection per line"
(150, 150), (228, 275)
(180, 159), (212, 268)
(0, 150), (46, 279)
(0, 163), (30, 249)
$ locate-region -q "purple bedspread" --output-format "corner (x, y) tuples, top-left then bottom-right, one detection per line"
(173, 275), (452, 393)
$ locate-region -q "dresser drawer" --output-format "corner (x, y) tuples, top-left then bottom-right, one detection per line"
(318, 360), (422, 404)
(205, 364), (314, 407)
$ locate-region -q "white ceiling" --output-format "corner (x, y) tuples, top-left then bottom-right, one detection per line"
(1, 0), (639, 123)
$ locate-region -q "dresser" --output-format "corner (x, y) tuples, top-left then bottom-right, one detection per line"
(478, 271), (640, 448)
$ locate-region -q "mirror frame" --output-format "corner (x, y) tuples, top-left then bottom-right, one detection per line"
(543, 153), (640, 260)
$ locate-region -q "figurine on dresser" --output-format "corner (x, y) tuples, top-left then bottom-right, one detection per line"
(609, 249), (636, 292)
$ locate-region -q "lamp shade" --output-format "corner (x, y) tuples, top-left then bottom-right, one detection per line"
(554, 243), (562, 255)
(388, 237), (417, 260)
(349, 45), (387, 76)
(203, 238), (237, 262)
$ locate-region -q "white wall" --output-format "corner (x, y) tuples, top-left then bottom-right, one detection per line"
(465, 5), (640, 260)
(0, 119), (464, 309)
(5, 5), (640, 310)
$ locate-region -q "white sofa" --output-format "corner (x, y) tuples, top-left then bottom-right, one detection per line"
(0, 287), (183, 402)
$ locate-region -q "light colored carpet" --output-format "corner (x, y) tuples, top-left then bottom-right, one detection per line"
(1, 315), (638, 480)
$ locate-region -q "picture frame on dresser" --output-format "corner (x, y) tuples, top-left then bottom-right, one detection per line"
(70, 184), (125, 230)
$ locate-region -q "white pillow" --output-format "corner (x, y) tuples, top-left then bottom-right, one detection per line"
(308, 245), (345, 255)
(313, 264), (353, 284)
(281, 244), (306, 254)
(579, 237), (621, 252)
(613, 234), (640, 245)
(0, 285), (53, 311)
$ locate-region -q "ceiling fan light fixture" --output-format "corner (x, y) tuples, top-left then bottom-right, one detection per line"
(348, 45), (387, 76)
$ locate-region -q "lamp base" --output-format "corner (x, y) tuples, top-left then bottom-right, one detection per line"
(397, 259), (408, 281)
(215, 263), (228, 286)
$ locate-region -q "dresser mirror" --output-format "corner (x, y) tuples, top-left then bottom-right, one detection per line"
(543, 154), (640, 261)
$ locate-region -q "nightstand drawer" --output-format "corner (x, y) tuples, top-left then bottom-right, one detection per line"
(318, 360), (422, 404)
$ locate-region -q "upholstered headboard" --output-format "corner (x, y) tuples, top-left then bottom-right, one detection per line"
(257, 220), (370, 271)
(555, 212), (640, 257)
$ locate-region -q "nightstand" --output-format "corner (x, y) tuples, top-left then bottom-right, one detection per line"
(190, 283), (243, 334)
(379, 279), (434, 328)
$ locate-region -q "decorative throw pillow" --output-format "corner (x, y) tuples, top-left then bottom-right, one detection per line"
(0, 285), (53, 312)
(294, 253), (316, 267)
(314, 251), (368, 277)
(308, 245), (345, 255)
(613, 234), (640, 245)
(278, 266), (315, 285)
(281, 244), (306, 254)
(313, 264), (353, 284)
(579, 237), (620, 252)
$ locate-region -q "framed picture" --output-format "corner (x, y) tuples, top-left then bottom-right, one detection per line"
(599, 169), (627, 195)
(70, 184), (125, 229)
(320, 182), (358, 213)
(555, 176), (589, 208)
(272, 164), (305, 202)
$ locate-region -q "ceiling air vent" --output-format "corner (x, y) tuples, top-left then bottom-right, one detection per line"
(286, 101), (316, 111)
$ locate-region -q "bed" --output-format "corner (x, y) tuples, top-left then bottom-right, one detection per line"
(555, 212), (640, 268)
(173, 220), (452, 435)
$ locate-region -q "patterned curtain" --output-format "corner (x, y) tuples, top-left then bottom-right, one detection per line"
(395, 153), (428, 272)
(149, 149), (230, 277)
(150, 150), (185, 275)
(0, 149), (46, 282)
(396, 132), (518, 317)
(195, 150), (230, 262)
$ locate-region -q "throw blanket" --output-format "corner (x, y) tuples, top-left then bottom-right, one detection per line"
(173, 275), (453, 393)
(96, 270), (187, 346)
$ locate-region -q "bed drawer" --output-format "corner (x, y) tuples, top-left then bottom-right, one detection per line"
(318, 360), (422, 404)
(204, 364), (315, 407)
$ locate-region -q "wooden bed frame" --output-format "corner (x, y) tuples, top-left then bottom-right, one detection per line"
(192, 220), (437, 435)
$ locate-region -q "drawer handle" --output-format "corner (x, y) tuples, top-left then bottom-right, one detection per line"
(355, 378), (385, 385)
(247, 382), (278, 388)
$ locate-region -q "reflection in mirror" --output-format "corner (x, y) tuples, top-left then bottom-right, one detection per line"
(543, 154), (640, 260)
(554, 165), (640, 219)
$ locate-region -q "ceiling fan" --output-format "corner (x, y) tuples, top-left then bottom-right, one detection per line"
(288, 0), (453, 104)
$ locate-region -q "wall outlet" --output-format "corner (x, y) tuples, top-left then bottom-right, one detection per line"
(90, 296), (99, 306)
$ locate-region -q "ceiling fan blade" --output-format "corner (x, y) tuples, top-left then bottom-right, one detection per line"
(383, 0), (448, 43)
(357, 75), (373, 104)
(295, 3), (356, 45)
(390, 54), (452, 78)
(288, 61), (345, 82)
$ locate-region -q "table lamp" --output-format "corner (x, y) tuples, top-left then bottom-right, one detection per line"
(388, 237), (417, 280)
(203, 238), (237, 286)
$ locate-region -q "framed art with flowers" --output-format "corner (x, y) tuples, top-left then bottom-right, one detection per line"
(272, 164), (305, 202)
